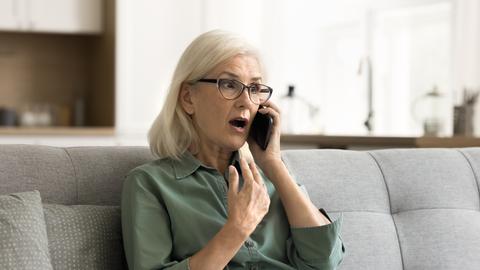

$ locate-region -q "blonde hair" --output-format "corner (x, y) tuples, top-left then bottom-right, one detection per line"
(148, 30), (263, 159)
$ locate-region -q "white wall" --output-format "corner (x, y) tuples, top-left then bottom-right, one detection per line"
(116, 0), (203, 139)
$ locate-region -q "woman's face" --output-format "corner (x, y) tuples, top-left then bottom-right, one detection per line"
(181, 54), (262, 152)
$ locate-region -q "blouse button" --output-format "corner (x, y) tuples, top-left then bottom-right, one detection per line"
(245, 240), (255, 248)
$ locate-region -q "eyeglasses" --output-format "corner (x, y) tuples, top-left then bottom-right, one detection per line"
(196, 78), (273, 105)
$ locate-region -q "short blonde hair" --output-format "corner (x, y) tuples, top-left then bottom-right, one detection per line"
(148, 30), (263, 159)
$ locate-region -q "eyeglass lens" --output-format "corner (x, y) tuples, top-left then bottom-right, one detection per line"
(218, 79), (271, 104)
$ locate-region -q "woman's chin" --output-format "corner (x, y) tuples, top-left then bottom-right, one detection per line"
(227, 137), (247, 151)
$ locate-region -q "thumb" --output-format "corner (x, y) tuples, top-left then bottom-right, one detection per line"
(228, 165), (239, 195)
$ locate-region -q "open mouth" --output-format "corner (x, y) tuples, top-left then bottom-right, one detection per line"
(229, 118), (248, 130)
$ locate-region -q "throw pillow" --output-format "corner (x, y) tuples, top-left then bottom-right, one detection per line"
(43, 204), (126, 270)
(0, 190), (53, 270)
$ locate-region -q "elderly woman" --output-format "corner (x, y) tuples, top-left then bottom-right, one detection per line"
(121, 30), (345, 270)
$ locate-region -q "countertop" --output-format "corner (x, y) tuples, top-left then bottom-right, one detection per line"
(280, 134), (480, 149)
(0, 127), (115, 136)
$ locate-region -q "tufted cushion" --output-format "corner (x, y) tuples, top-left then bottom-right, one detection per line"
(0, 190), (53, 270)
(43, 204), (126, 270)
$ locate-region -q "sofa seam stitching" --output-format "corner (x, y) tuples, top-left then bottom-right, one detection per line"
(456, 149), (480, 211)
(367, 151), (405, 270)
(63, 147), (78, 204)
(329, 207), (479, 214)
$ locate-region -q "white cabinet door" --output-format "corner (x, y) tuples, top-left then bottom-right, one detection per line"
(28, 0), (103, 33)
(0, 0), (21, 30)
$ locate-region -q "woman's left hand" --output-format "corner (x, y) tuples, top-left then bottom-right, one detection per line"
(247, 100), (283, 171)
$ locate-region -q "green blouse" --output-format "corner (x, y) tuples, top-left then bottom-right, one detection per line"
(121, 151), (345, 270)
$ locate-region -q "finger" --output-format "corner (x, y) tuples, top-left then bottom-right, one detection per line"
(261, 100), (281, 114)
(259, 106), (280, 121)
(228, 165), (239, 195)
(248, 161), (264, 186)
(239, 158), (254, 190)
(238, 142), (254, 165)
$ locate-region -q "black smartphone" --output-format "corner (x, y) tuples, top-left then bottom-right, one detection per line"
(249, 111), (273, 150)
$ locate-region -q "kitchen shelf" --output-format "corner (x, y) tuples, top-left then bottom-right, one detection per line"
(0, 127), (115, 136)
(0, 0), (115, 130)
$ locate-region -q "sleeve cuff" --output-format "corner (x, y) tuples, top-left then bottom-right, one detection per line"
(289, 210), (345, 262)
(162, 258), (191, 270)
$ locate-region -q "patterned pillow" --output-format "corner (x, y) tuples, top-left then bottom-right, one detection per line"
(43, 204), (127, 270)
(0, 190), (53, 270)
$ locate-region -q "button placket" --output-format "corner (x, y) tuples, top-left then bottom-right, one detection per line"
(217, 175), (229, 211)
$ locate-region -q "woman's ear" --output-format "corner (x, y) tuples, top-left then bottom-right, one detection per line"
(179, 83), (195, 115)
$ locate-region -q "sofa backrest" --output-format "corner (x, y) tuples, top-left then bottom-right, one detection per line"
(0, 144), (155, 205)
(282, 148), (480, 270)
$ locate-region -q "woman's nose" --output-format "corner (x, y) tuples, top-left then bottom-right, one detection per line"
(236, 88), (253, 107)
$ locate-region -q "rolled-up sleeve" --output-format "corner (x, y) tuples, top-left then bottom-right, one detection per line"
(121, 170), (190, 270)
(286, 209), (345, 270)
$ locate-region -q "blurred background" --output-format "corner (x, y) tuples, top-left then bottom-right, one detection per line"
(0, 0), (479, 149)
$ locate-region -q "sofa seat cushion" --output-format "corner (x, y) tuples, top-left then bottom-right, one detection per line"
(0, 190), (53, 269)
(43, 204), (126, 270)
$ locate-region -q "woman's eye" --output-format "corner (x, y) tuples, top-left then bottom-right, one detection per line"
(249, 84), (260, 93)
(221, 80), (236, 89)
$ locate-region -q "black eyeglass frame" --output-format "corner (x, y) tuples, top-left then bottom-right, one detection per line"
(196, 78), (273, 105)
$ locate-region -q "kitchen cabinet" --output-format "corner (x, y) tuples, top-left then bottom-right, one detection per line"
(0, 0), (114, 147)
(0, 0), (103, 34)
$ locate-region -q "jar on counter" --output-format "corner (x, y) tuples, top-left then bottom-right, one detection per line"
(0, 107), (17, 126)
(279, 85), (322, 134)
(19, 104), (53, 127)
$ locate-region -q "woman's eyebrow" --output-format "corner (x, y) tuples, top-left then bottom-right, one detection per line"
(218, 71), (240, 79)
(219, 72), (262, 82)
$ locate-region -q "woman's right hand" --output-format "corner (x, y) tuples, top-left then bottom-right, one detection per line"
(226, 158), (270, 237)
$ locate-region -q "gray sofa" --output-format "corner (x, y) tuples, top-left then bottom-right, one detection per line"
(1, 144), (479, 270)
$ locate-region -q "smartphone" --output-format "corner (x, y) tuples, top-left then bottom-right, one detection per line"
(249, 111), (273, 150)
